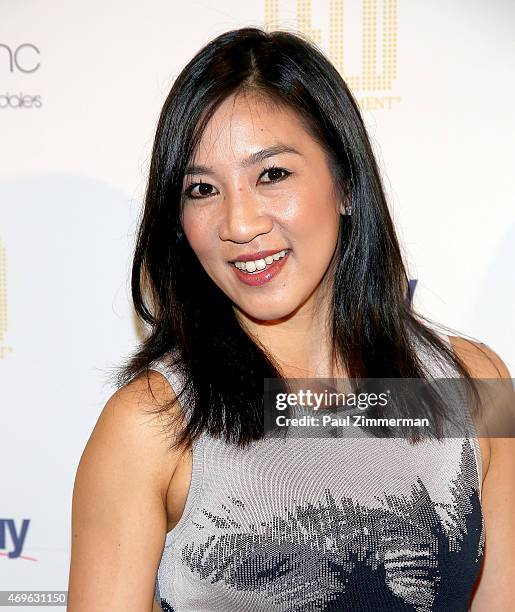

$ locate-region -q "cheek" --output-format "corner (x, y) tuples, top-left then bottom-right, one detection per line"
(288, 197), (340, 281)
(182, 210), (212, 258)
(290, 192), (340, 248)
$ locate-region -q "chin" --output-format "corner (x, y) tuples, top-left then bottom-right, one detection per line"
(234, 300), (298, 323)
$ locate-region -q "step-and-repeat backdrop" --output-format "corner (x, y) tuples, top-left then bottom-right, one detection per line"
(1, 0), (514, 607)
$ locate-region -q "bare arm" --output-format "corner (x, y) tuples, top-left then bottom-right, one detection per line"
(67, 370), (183, 611)
(450, 337), (515, 610)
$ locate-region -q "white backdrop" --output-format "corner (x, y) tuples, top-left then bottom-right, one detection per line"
(1, 0), (514, 608)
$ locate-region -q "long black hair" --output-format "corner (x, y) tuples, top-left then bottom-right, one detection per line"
(109, 27), (485, 451)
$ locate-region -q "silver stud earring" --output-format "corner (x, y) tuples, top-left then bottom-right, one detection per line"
(340, 203), (352, 216)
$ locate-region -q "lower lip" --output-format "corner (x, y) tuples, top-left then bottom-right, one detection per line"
(230, 251), (290, 287)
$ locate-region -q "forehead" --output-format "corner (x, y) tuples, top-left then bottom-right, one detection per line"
(191, 92), (314, 163)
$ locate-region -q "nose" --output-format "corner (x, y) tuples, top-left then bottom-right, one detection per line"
(218, 187), (273, 244)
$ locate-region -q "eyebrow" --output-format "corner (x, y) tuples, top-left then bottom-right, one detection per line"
(184, 144), (302, 176)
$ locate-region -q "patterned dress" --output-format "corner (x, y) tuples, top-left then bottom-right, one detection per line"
(152, 338), (484, 611)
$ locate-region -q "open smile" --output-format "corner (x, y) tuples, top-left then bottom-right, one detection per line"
(229, 249), (291, 287)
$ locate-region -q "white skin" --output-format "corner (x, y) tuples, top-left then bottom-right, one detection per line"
(181, 91), (347, 378)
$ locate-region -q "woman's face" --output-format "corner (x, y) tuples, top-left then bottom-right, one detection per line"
(181, 92), (342, 323)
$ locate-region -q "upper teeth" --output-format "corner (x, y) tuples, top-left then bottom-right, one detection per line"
(234, 249), (289, 272)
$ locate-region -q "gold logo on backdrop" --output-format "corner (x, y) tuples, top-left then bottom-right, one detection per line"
(0, 241), (12, 359)
(264, 0), (400, 110)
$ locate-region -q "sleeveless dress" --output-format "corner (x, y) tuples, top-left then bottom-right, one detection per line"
(151, 335), (484, 611)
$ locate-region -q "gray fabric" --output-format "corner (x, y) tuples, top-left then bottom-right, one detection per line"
(151, 336), (484, 611)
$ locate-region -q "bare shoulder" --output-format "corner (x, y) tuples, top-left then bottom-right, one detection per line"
(448, 335), (512, 471)
(448, 337), (515, 609)
(68, 369), (185, 611)
(447, 335), (511, 379)
(81, 369), (185, 500)
(447, 334), (512, 458)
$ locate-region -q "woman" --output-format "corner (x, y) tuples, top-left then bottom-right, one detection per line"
(67, 27), (514, 611)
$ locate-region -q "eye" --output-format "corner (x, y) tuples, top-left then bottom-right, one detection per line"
(183, 166), (292, 201)
(260, 165), (292, 184)
(183, 179), (218, 200)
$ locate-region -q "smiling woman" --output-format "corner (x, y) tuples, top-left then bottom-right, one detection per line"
(67, 27), (514, 612)
(180, 94), (342, 324)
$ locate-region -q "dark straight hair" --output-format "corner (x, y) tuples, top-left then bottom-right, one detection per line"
(109, 27), (485, 450)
